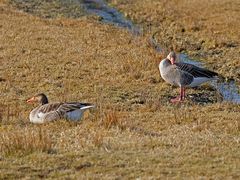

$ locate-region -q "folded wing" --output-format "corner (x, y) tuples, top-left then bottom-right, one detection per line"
(175, 62), (218, 78)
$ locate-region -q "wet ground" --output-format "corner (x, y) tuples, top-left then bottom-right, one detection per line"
(108, 0), (240, 78)
(9, 0), (240, 104)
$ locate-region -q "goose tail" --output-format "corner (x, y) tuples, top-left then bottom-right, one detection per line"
(80, 104), (96, 110)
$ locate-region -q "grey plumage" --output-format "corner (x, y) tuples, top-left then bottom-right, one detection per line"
(27, 93), (95, 123)
(159, 52), (219, 102)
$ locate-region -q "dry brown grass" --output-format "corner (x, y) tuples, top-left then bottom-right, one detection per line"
(102, 109), (125, 129)
(0, 0), (239, 179)
(0, 127), (53, 156)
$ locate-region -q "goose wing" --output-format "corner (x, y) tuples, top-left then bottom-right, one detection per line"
(170, 64), (194, 86)
(57, 102), (95, 113)
(31, 102), (95, 122)
(175, 62), (218, 78)
(33, 103), (64, 121)
(37, 103), (63, 114)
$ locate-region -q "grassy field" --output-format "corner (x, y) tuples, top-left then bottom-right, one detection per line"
(109, 0), (240, 80)
(0, 0), (239, 179)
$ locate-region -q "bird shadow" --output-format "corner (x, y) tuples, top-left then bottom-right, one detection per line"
(164, 91), (221, 105)
(186, 92), (219, 104)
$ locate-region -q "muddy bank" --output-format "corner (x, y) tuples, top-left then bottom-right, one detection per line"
(8, 0), (240, 103)
(9, 0), (240, 80)
(9, 0), (136, 30)
(9, 0), (85, 18)
(108, 0), (240, 81)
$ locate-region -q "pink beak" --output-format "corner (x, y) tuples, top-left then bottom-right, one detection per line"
(170, 57), (175, 64)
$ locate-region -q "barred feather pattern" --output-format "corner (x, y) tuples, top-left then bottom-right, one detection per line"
(29, 102), (95, 123)
(175, 62), (218, 78)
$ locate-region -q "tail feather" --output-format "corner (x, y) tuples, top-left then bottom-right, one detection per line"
(80, 105), (95, 110)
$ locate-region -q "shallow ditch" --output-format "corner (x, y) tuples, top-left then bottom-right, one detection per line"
(10, 0), (240, 104)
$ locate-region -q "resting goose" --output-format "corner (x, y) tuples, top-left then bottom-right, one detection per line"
(27, 93), (95, 123)
(159, 52), (218, 102)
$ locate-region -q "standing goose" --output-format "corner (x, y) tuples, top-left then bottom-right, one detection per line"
(159, 52), (218, 102)
(27, 93), (95, 123)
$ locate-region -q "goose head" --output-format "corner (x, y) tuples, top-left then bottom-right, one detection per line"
(167, 51), (176, 64)
(27, 93), (49, 105)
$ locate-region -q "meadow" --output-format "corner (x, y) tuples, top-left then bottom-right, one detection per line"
(0, 0), (239, 178)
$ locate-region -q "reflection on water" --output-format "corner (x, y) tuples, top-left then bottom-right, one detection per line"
(211, 81), (240, 104)
(80, 0), (140, 34)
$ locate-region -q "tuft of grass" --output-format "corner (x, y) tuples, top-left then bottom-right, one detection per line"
(0, 127), (54, 156)
(102, 109), (125, 130)
(92, 131), (105, 148)
(0, 104), (4, 123)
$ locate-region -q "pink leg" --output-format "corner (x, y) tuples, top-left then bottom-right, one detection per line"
(171, 87), (185, 103)
(181, 87), (186, 100)
(182, 88), (186, 100)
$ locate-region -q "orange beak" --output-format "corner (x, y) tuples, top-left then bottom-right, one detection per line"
(26, 97), (35, 103)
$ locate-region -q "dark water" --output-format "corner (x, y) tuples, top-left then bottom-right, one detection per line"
(211, 81), (240, 104)
(80, 0), (140, 34)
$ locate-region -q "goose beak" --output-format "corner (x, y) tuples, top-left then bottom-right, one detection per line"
(170, 57), (175, 64)
(26, 97), (35, 103)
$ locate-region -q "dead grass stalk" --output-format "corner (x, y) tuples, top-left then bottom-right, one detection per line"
(0, 127), (54, 156)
